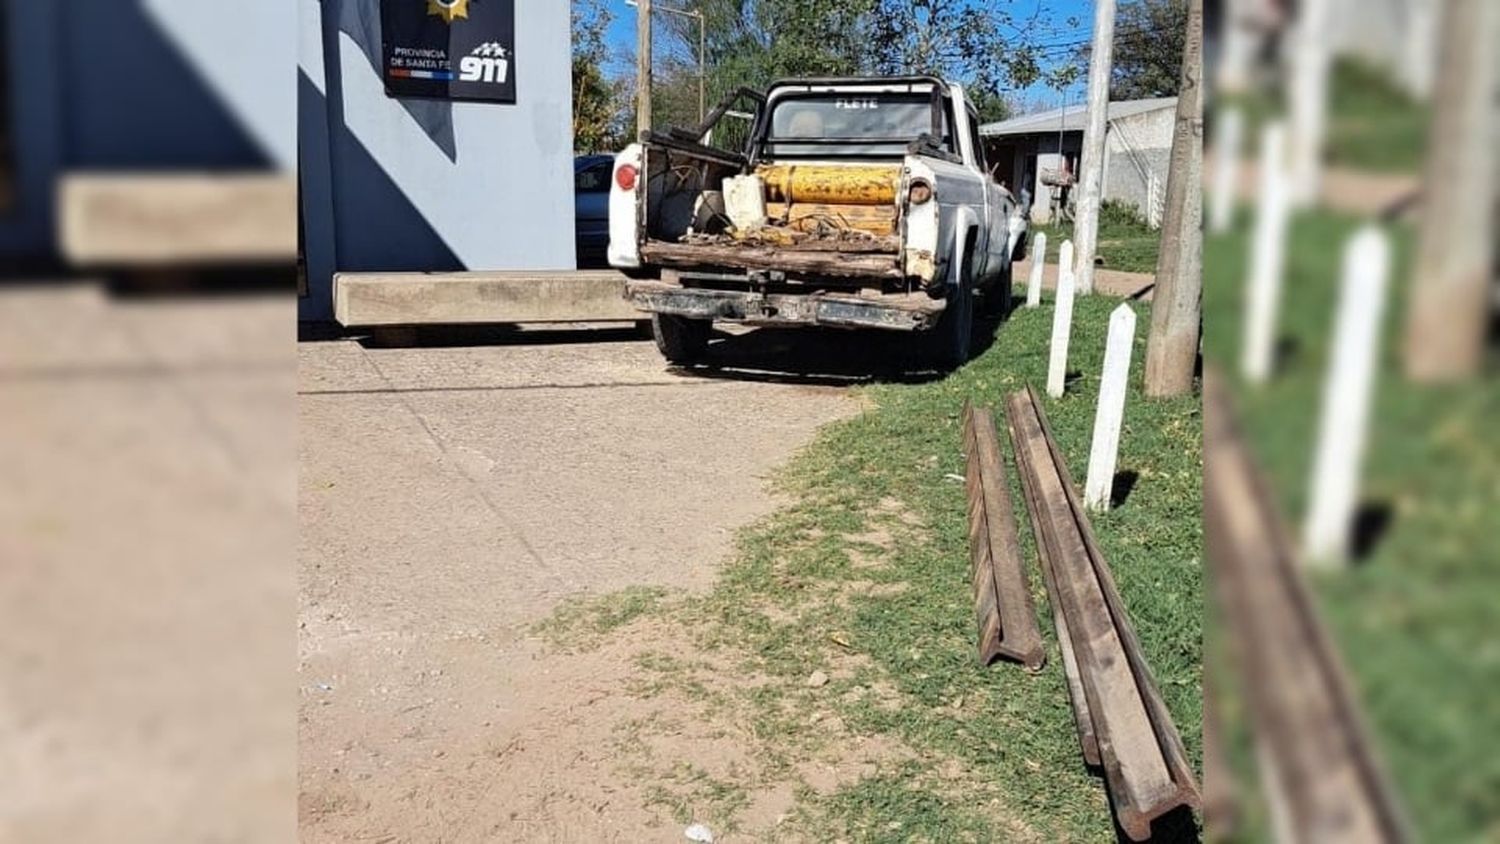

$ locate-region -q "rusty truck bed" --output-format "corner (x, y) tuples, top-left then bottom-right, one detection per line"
(625, 278), (943, 331)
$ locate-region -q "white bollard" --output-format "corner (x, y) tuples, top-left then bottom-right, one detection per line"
(1026, 232), (1047, 308)
(1210, 107), (1244, 233)
(1057, 238), (1075, 295)
(1303, 226), (1391, 566)
(1046, 255), (1077, 399)
(1084, 304), (1138, 511)
(1287, 0), (1331, 208)
(1241, 122), (1291, 383)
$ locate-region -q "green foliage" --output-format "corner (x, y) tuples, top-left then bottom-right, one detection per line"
(867, 0), (1046, 95)
(644, 0), (1056, 132)
(1108, 0), (1188, 99)
(572, 0), (632, 152)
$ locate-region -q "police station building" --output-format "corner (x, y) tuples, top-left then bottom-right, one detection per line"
(298, 0), (576, 321)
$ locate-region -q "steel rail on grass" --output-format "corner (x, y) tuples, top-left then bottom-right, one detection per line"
(961, 401), (1045, 670)
(1005, 385), (1200, 841)
(1204, 372), (1410, 844)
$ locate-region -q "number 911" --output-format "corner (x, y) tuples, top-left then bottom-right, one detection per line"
(460, 56), (509, 84)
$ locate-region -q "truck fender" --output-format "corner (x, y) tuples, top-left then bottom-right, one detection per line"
(950, 206), (979, 291)
(607, 143), (645, 269)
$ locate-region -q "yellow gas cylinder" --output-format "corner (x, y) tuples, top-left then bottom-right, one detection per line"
(755, 164), (900, 206)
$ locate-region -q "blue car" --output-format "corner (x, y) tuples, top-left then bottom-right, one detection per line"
(574, 154), (614, 267)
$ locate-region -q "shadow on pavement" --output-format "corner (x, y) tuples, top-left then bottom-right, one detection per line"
(305, 302), (1023, 388)
(333, 322), (652, 348)
(670, 316), (1011, 387)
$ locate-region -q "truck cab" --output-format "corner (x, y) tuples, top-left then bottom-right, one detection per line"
(609, 75), (1027, 368)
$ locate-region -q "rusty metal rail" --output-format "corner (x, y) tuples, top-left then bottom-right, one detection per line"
(961, 401), (1045, 669)
(1005, 386), (1200, 840)
(1204, 372), (1409, 844)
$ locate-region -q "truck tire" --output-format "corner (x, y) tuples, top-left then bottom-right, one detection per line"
(980, 263), (1014, 318)
(923, 245), (975, 369)
(651, 313), (711, 363)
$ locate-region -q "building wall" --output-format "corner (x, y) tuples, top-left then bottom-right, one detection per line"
(298, 0), (575, 321)
(984, 106), (1174, 226)
(1103, 108), (1176, 222)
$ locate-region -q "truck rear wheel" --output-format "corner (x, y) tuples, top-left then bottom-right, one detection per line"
(651, 314), (711, 363)
(922, 244), (976, 370)
(923, 275), (973, 370)
(980, 263), (1014, 318)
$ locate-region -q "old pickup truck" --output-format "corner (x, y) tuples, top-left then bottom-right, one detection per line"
(608, 75), (1028, 367)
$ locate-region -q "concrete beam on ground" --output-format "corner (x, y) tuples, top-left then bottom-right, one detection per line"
(333, 270), (641, 327)
(58, 173), (297, 266)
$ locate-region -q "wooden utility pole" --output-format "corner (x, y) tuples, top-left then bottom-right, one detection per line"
(635, 0), (653, 134)
(1402, 0), (1496, 381)
(1072, 0), (1117, 296)
(1144, 0), (1204, 398)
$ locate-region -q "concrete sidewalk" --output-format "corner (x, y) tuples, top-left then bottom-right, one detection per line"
(0, 284), (295, 842)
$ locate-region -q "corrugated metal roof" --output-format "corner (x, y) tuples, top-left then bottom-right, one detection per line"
(979, 96), (1177, 136)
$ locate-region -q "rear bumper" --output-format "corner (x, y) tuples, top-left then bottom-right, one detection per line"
(625, 280), (945, 332)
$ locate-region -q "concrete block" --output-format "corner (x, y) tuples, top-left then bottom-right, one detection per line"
(59, 173), (297, 266)
(333, 270), (640, 327)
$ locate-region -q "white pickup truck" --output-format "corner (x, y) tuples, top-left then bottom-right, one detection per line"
(608, 75), (1029, 368)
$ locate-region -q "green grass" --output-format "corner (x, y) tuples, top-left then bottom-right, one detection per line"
(1326, 59), (1428, 174)
(533, 584), (668, 650)
(1215, 58), (1426, 176)
(1037, 200), (1162, 274)
(541, 293), (1203, 840)
(1204, 210), (1500, 842)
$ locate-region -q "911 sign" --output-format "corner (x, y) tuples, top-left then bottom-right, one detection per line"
(381, 0), (517, 103)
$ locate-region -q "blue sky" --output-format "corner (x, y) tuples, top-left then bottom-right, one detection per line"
(599, 0), (1094, 113)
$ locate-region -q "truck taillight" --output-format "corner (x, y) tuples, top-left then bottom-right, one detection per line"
(908, 179), (934, 205)
(616, 163), (638, 191)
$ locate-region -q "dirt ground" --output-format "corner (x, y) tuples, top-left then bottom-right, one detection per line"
(298, 325), (903, 842)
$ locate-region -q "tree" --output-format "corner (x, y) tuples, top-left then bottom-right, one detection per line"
(647, 0), (1049, 129)
(1098, 0), (1189, 100)
(868, 0), (1044, 110)
(572, 0), (631, 152)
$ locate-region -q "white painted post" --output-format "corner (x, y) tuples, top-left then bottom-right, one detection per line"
(1241, 122), (1290, 383)
(1210, 107), (1244, 233)
(1046, 256), (1077, 398)
(1085, 304), (1137, 511)
(1287, 0), (1330, 208)
(1026, 232), (1047, 308)
(1057, 238), (1075, 295)
(1303, 226), (1391, 566)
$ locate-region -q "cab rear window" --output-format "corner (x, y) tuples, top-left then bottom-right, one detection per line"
(762, 92), (953, 158)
